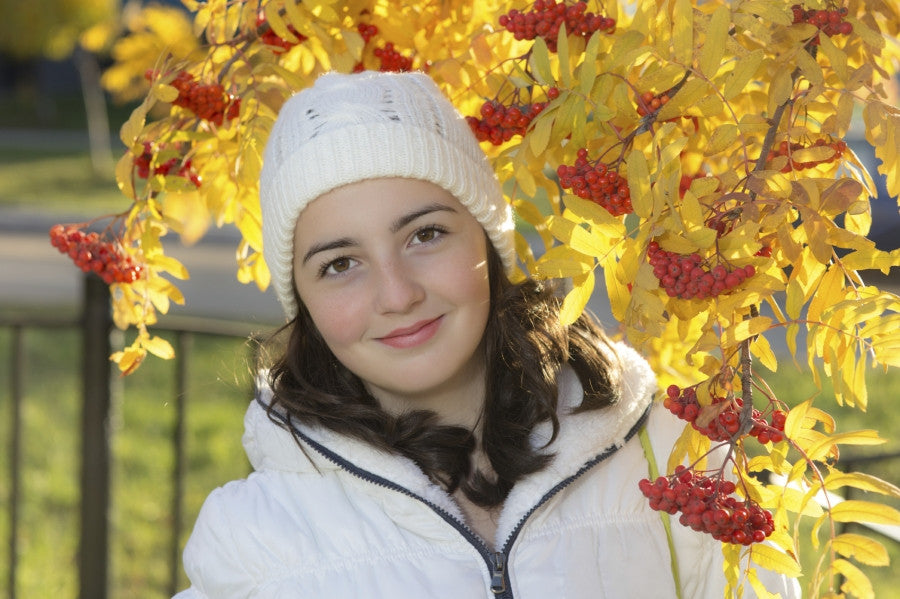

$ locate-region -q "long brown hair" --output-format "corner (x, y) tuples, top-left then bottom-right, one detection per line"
(264, 243), (620, 507)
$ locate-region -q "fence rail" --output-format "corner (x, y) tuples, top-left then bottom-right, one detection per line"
(2, 272), (899, 598)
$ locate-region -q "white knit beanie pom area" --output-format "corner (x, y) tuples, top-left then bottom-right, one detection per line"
(259, 70), (516, 320)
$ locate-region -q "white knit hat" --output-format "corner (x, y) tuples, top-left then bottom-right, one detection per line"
(260, 70), (516, 320)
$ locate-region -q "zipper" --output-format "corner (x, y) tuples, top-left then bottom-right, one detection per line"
(263, 403), (501, 591)
(492, 404), (653, 587)
(262, 398), (650, 599)
(490, 551), (507, 594)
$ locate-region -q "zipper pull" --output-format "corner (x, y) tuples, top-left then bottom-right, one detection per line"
(490, 551), (507, 594)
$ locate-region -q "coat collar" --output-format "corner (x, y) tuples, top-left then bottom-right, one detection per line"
(243, 341), (656, 548)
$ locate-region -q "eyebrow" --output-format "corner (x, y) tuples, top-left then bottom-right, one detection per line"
(300, 202), (458, 265)
(390, 203), (457, 233)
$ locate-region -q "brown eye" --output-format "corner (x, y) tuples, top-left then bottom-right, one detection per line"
(318, 256), (356, 278)
(411, 225), (446, 245)
(330, 258), (351, 272)
(415, 228), (437, 243)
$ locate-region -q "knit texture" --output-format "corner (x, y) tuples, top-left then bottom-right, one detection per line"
(259, 70), (515, 320)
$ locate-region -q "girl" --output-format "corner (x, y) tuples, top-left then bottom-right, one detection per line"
(174, 70), (798, 598)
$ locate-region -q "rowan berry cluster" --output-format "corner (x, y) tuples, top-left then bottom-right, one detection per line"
(350, 23), (413, 72)
(358, 22), (378, 43)
(466, 99), (549, 145)
(556, 148), (632, 216)
(636, 90), (670, 117)
(639, 466), (775, 545)
(664, 385), (787, 444)
(766, 138), (847, 173)
(134, 142), (201, 187)
(647, 241), (756, 300)
(256, 11), (307, 53)
(791, 4), (853, 38)
(168, 71), (241, 126)
(49, 224), (144, 285)
(498, 0), (616, 52)
(373, 42), (413, 72)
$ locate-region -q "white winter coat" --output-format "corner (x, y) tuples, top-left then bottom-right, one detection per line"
(174, 344), (799, 598)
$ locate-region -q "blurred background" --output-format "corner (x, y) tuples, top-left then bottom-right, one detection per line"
(0, 1), (898, 598)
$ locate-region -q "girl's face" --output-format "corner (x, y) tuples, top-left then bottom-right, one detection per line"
(292, 178), (491, 416)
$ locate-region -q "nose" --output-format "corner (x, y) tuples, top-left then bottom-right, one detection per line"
(372, 258), (425, 314)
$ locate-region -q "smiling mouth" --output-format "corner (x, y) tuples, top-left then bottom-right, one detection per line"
(378, 316), (443, 349)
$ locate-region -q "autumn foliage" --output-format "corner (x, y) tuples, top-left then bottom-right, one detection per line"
(54, 0), (900, 596)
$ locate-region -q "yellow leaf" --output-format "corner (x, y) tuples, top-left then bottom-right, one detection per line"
(808, 266), (843, 323)
(818, 30), (848, 82)
(515, 162), (537, 199)
(841, 247), (900, 273)
(658, 78), (706, 121)
(829, 500), (900, 525)
(750, 334), (777, 372)
(672, 0), (693, 66)
(704, 124), (738, 156)
(746, 568), (780, 599)
(738, 1), (793, 24)
(548, 216), (610, 258)
(666, 423), (696, 474)
(529, 37), (554, 85)
(779, 485), (824, 516)
(252, 251), (271, 291)
(750, 543), (803, 578)
(849, 16), (885, 50)
(783, 399), (811, 441)
(148, 254), (189, 280)
(120, 104), (148, 147)
(562, 195), (625, 237)
(806, 430), (884, 461)
(768, 67), (794, 116)
(698, 6), (729, 78)
(143, 335), (175, 360)
(115, 152), (135, 199)
(831, 558), (874, 599)
(560, 271), (594, 326)
(529, 112), (553, 157)
(111, 346), (146, 376)
(80, 20), (117, 53)
(825, 471), (900, 498)
(556, 24), (571, 87)
(722, 49), (763, 100)
(785, 277), (804, 320)
(626, 149), (652, 218)
(283, 0), (307, 37)
(578, 33), (601, 95)
(264, 1), (300, 44)
(831, 533), (890, 567)
(796, 46), (824, 85)
(721, 316), (772, 347)
(533, 246), (594, 279)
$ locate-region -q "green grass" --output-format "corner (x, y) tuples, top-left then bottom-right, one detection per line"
(1, 323), (898, 598)
(0, 326), (257, 598)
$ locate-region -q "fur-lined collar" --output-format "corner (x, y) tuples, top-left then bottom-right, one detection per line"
(242, 341), (657, 548)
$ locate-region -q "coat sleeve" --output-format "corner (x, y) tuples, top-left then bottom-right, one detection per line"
(172, 481), (267, 599)
(644, 405), (802, 599)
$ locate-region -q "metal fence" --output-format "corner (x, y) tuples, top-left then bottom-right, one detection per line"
(3, 273), (899, 599)
(3, 273), (262, 599)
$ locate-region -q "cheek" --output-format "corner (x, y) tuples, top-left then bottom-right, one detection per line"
(303, 291), (368, 347)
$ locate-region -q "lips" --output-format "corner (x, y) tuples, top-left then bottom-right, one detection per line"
(377, 316), (443, 349)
